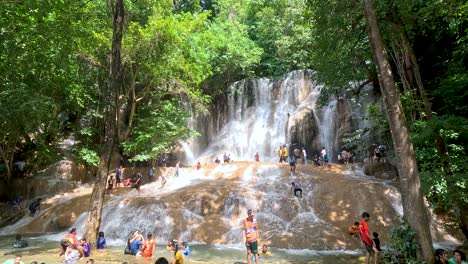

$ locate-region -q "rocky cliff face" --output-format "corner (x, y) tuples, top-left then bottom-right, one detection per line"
(184, 70), (378, 164)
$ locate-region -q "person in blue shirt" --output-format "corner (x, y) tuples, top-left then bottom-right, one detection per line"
(80, 238), (91, 257)
(97, 231), (106, 249)
(130, 234), (143, 256)
(181, 242), (190, 256)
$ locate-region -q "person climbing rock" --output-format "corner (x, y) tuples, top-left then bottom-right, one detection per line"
(107, 175), (114, 194)
(242, 209), (260, 264)
(291, 182), (302, 198)
(28, 198), (42, 217)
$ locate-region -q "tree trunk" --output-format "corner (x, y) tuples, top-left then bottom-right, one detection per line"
(361, 0), (434, 262)
(83, 0), (124, 247)
(393, 21), (468, 240)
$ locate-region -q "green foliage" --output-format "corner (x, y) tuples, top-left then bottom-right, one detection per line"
(341, 102), (391, 161)
(412, 116), (468, 207)
(77, 147), (100, 167)
(383, 221), (423, 264)
(122, 97), (199, 161)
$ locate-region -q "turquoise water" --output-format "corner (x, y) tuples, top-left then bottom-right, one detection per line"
(0, 235), (365, 263)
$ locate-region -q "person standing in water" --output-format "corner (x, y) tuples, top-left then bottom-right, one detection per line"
(174, 161), (180, 177)
(277, 146), (283, 163)
(115, 165), (123, 188)
(320, 147), (327, 159)
(141, 233), (155, 257)
(302, 148), (307, 164)
(255, 152), (260, 162)
(242, 209), (260, 264)
(289, 155), (297, 173)
(359, 212), (378, 264)
(148, 166), (155, 183)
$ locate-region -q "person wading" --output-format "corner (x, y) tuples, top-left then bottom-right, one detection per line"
(242, 209), (260, 264)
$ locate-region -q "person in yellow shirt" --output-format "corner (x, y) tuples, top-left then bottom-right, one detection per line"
(260, 244), (272, 256)
(170, 240), (184, 264)
(281, 145), (288, 163)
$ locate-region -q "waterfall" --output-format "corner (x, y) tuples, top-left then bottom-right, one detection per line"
(186, 70), (341, 162)
(317, 100), (337, 162)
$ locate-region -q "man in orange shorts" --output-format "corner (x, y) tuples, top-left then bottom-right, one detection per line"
(242, 209), (260, 264)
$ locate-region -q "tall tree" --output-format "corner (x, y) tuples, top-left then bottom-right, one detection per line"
(361, 0), (434, 262)
(83, 0), (124, 246)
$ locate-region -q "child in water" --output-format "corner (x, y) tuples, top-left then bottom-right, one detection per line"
(260, 244), (272, 256)
(372, 232), (382, 251)
(181, 242), (191, 256)
(97, 231), (106, 249)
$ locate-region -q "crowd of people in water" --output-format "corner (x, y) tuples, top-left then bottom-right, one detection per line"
(5, 143), (466, 264)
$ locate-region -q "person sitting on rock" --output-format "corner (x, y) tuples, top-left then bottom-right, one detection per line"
(291, 182), (302, 198)
(28, 198), (42, 217)
(347, 222), (360, 237)
(12, 234), (28, 248)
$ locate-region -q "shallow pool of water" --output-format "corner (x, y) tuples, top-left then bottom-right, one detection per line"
(0, 235), (365, 263)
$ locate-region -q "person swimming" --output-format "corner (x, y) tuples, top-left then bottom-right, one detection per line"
(181, 242), (190, 256)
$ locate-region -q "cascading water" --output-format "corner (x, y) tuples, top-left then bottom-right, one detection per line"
(317, 100), (337, 162)
(187, 70), (339, 162)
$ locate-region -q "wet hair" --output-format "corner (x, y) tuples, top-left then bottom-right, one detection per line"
(98, 231), (104, 238)
(454, 249), (467, 261)
(81, 238), (87, 242)
(16, 234), (22, 240)
(372, 232), (379, 238)
(354, 222), (359, 226)
(291, 182), (295, 186)
(122, 262), (129, 264)
(362, 212), (370, 218)
(155, 257), (169, 264)
(435, 249), (447, 260)
(147, 233), (152, 239)
(69, 228), (77, 233)
(172, 241), (179, 256)
(247, 209), (253, 216)
(182, 241), (188, 247)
